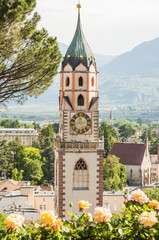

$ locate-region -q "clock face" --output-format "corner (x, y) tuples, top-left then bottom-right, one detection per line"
(70, 112), (91, 134)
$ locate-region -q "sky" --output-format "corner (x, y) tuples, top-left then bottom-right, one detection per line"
(36, 0), (159, 56)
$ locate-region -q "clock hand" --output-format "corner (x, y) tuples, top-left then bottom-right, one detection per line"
(80, 116), (82, 124)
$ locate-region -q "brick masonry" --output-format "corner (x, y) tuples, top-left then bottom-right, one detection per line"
(58, 152), (65, 218)
(96, 151), (104, 206)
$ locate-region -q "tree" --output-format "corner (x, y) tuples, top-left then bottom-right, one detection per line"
(23, 157), (43, 181)
(33, 124), (55, 183)
(52, 123), (59, 134)
(137, 117), (143, 126)
(0, 0), (61, 106)
(0, 140), (15, 178)
(143, 188), (159, 201)
(0, 119), (21, 128)
(103, 155), (127, 191)
(12, 168), (24, 181)
(119, 124), (136, 139)
(15, 146), (43, 182)
(104, 125), (117, 157)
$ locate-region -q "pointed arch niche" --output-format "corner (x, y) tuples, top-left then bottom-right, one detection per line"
(66, 77), (70, 87)
(78, 94), (84, 106)
(73, 159), (89, 190)
(79, 76), (83, 86)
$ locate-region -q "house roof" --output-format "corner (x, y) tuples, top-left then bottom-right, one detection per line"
(108, 143), (146, 166)
(0, 179), (24, 192)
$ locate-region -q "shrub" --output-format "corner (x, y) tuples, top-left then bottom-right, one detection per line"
(1, 192), (159, 239)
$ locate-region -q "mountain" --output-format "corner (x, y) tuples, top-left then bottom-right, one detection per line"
(98, 37), (159, 105)
(6, 37), (159, 116)
(100, 37), (159, 77)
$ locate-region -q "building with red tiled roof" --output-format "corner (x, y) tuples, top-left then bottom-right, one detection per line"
(108, 137), (151, 186)
(0, 179), (25, 194)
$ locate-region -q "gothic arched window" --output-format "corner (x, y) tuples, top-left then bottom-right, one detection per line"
(73, 159), (88, 190)
(78, 94), (84, 106)
(79, 77), (83, 86)
(66, 77), (70, 86)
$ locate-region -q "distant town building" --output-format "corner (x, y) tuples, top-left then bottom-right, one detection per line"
(108, 137), (151, 186)
(0, 180), (54, 221)
(103, 191), (125, 213)
(0, 128), (38, 147)
(150, 144), (159, 182)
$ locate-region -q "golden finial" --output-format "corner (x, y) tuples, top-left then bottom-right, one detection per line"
(77, 0), (81, 8)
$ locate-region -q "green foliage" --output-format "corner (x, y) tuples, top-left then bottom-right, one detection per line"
(143, 188), (159, 201)
(0, 0), (61, 105)
(2, 194), (159, 239)
(11, 168), (24, 181)
(119, 123), (136, 139)
(103, 155), (127, 191)
(52, 123), (59, 134)
(33, 125), (55, 183)
(0, 119), (21, 128)
(0, 213), (7, 230)
(0, 140), (15, 178)
(103, 125), (118, 157)
(15, 147), (43, 182)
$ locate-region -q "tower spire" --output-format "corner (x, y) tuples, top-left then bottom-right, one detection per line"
(62, 0), (95, 70)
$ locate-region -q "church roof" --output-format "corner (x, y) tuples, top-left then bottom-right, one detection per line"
(108, 143), (146, 166)
(62, 5), (95, 70)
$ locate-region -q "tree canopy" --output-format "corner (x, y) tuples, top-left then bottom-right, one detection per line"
(103, 154), (127, 191)
(0, 0), (61, 106)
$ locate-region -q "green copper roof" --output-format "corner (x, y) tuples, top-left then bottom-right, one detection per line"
(62, 8), (96, 70)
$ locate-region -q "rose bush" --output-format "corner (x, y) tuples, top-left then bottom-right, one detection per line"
(1, 190), (159, 239)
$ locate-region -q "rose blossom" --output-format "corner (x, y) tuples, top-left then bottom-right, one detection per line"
(130, 189), (149, 205)
(5, 214), (24, 230)
(93, 207), (112, 223)
(78, 200), (91, 209)
(139, 211), (158, 227)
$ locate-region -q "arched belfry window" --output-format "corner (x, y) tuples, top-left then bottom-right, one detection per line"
(78, 94), (84, 106)
(66, 77), (70, 86)
(73, 159), (89, 190)
(91, 77), (95, 87)
(79, 77), (83, 86)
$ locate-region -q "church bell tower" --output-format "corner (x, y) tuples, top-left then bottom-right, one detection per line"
(54, 3), (104, 218)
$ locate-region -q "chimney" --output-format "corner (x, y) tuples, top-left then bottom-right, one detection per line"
(21, 186), (34, 208)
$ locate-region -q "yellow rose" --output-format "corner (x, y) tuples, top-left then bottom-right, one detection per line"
(139, 211), (158, 227)
(93, 207), (112, 223)
(54, 218), (63, 231)
(130, 189), (149, 205)
(78, 200), (91, 209)
(40, 211), (57, 227)
(148, 200), (159, 209)
(5, 214), (24, 230)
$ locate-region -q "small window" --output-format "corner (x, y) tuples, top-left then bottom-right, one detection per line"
(78, 94), (84, 106)
(66, 77), (70, 86)
(79, 77), (83, 86)
(40, 205), (42, 210)
(43, 205), (46, 210)
(91, 77), (94, 87)
(43, 198), (45, 202)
